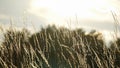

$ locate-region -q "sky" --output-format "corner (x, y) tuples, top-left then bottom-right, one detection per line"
(0, 0), (120, 42)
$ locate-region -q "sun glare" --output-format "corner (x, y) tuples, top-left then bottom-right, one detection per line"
(29, 0), (117, 25)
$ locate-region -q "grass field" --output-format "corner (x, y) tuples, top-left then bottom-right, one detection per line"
(0, 24), (120, 68)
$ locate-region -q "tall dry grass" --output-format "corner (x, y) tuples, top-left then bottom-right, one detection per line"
(0, 24), (119, 68)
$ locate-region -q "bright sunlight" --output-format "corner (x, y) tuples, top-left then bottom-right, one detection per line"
(29, 0), (115, 25)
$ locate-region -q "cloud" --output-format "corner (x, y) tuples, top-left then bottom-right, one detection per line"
(28, 0), (120, 26)
(0, 0), (31, 17)
(0, 0), (119, 35)
(0, 14), (9, 20)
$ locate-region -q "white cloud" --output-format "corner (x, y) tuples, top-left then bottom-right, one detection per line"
(0, 14), (9, 20)
(27, 0), (120, 26)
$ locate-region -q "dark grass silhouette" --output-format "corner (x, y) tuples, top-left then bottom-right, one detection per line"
(0, 25), (120, 68)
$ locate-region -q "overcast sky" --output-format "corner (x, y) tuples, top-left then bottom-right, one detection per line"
(0, 0), (120, 41)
